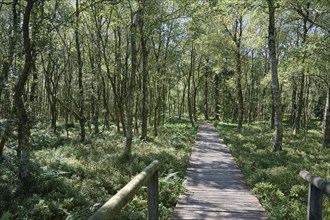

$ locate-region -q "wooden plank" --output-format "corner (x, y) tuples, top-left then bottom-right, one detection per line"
(172, 122), (267, 219)
(175, 202), (264, 209)
(172, 210), (267, 220)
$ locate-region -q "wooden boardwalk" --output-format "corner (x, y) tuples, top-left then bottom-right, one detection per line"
(172, 122), (267, 219)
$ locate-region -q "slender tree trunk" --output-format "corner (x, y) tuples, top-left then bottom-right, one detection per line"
(204, 60), (209, 120)
(51, 101), (57, 133)
(293, 8), (309, 135)
(271, 92), (275, 129)
(134, 92), (139, 134)
(125, 12), (138, 159)
(323, 78), (330, 147)
(140, 1), (148, 140)
(114, 26), (122, 133)
(293, 72), (305, 134)
(13, 0), (34, 181)
(268, 0), (282, 151)
(290, 81), (297, 126)
(236, 17), (244, 130)
(192, 62), (198, 122)
(304, 75), (310, 139)
(42, 54), (58, 133)
(248, 50), (254, 125)
(153, 88), (159, 136)
(155, 83), (162, 136)
(75, 0), (85, 142)
(162, 84), (167, 125)
(91, 75), (99, 135)
(94, 87), (100, 134)
(89, 45), (100, 134)
(214, 73), (220, 120)
(103, 89), (110, 131)
(179, 83), (186, 119)
(101, 76), (109, 131)
(187, 43), (195, 127)
(29, 60), (38, 103)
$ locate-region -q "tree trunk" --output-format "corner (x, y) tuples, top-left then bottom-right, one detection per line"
(153, 89), (159, 136)
(94, 87), (100, 134)
(214, 73), (220, 120)
(290, 81), (297, 126)
(293, 8), (309, 135)
(271, 92), (275, 129)
(235, 17), (244, 130)
(140, 1), (148, 140)
(293, 72), (305, 134)
(50, 101), (57, 133)
(29, 61), (38, 104)
(304, 75), (310, 139)
(114, 26), (122, 133)
(268, 0), (283, 152)
(204, 60), (209, 120)
(0, 0), (18, 159)
(42, 54), (58, 133)
(192, 63), (198, 122)
(75, 0), (85, 143)
(90, 46), (100, 134)
(100, 76), (109, 131)
(323, 80), (330, 147)
(162, 84), (167, 125)
(90, 78), (99, 135)
(179, 83), (186, 119)
(248, 50), (255, 125)
(187, 43), (195, 128)
(134, 92), (139, 135)
(13, 0), (34, 181)
(124, 11), (138, 159)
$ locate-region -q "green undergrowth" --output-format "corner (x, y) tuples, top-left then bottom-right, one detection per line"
(215, 121), (330, 220)
(0, 118), (196, 220)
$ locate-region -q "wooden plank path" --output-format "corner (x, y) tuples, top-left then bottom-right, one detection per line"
(172, 122), (267, 219)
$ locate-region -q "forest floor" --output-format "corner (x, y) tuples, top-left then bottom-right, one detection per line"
(1, 118), (330, 220)
(0, 118), (196, 220)
(215, 120), (330, 220)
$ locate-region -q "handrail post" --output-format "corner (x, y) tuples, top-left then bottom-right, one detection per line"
(299, 170), (330, 220)
(308, 184), (323, 220)
(148, 169), (158, 220)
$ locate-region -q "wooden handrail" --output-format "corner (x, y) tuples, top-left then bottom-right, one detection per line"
(299, 170), (330, 220)
(89, 160), (160, 220)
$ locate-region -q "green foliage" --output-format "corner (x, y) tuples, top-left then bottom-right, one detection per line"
(0, 119), (196, 219)
(216, 122), (330, 220)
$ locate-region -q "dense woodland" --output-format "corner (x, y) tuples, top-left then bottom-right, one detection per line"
(1, 0), (330, 219)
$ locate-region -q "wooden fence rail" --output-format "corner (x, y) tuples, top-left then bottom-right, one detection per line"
(88, 160), (160, 220)
(299, 170), (330, 220)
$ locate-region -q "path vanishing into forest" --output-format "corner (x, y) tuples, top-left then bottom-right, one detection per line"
(172, 122), (267, 219)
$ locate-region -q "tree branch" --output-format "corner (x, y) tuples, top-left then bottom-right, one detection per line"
(291, 3), (330, 33)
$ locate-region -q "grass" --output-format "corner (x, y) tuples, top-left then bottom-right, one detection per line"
(4, 117), (328, 220)
(0, 118), (197, 220)
(215, 120), (330, 220)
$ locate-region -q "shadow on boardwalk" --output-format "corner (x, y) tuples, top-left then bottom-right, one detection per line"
(172, 122), (267, 220)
